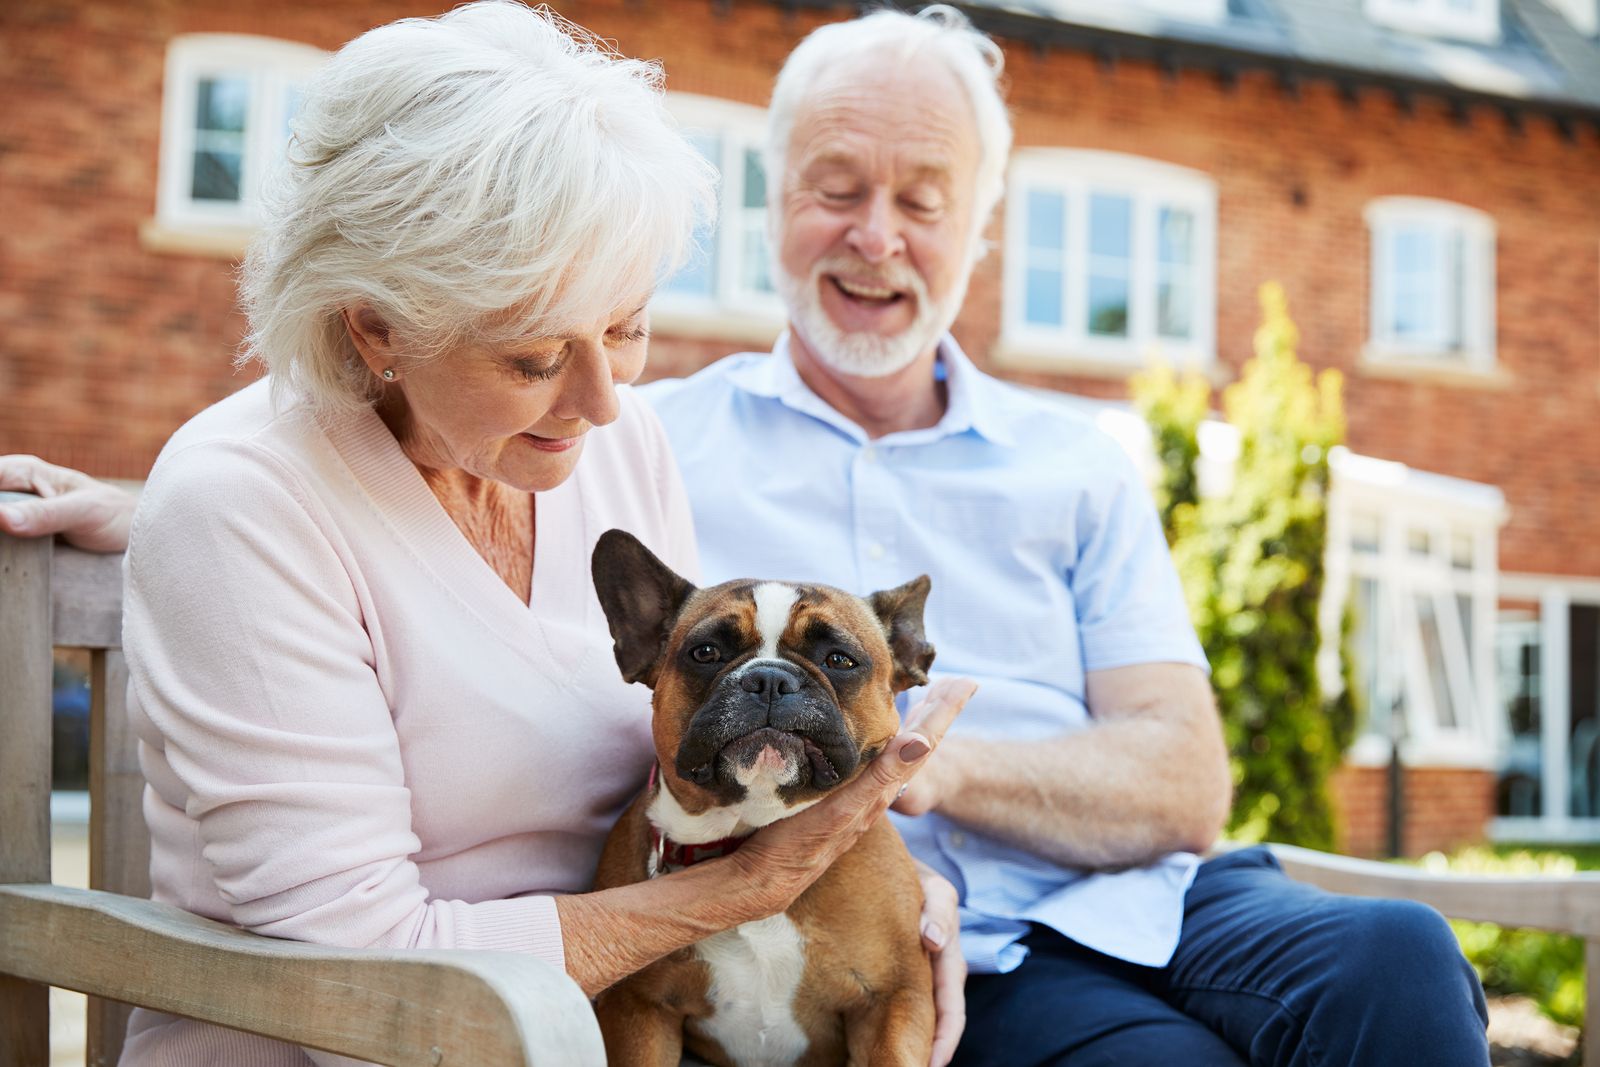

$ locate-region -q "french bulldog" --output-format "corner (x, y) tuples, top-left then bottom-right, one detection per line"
(589, 528), (938, 1067)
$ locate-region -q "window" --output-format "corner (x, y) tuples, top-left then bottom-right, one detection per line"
(1365, 198), (1495, 369)
(154, 35), (326, 238)
(1326, 450), (1504, 767)
(1366, 0), (1501, 43)
(1002, 150), (1216, 369)
(653, 95), (784, 335)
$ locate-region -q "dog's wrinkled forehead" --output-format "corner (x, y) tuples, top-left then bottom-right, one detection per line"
(677, 580), (890, 658)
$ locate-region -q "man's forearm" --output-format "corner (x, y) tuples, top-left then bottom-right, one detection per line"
(928, 675), (1231, 869)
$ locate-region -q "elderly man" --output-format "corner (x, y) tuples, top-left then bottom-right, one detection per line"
(644, 6), (1491, 1066)
(0, 6), (1492, 1065)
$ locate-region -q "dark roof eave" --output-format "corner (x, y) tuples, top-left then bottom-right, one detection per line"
(754, 0), (1600, 124)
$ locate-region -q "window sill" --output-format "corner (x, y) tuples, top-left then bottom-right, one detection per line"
(1358, 347), (1510, 389)
(991, 337), (1225, 384)
(648, 305), (786, 348)
(139, 218), (256, 259)
(1344, 732), (1497, 770)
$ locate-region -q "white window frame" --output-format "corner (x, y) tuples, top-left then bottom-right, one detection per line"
(1492, 574), (1600, 843)
(1000, 149), (1217, 372)
(1365, 0), (1502, 43)
(154, 34), (326, 239)
(1127, 0), (1229, 22)
(1324, 450), (1504, 769)
(1365, 197), (1496, 371)
(651, 94), (785, 343)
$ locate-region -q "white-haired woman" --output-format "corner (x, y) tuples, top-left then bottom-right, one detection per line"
(2, 4), (967, 1063)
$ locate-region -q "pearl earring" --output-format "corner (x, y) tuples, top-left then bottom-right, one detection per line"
(381, 368), (396, 381)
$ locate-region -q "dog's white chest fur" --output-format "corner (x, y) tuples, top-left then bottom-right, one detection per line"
(694, 914), (810, 1067)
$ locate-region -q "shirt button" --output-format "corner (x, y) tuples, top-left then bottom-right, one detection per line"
(949, 831), (967, 848)
(867, 542), (886, 560)
(860, 446), (877, 463)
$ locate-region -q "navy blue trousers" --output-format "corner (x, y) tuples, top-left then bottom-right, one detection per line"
(951, 848), (1490, 1067)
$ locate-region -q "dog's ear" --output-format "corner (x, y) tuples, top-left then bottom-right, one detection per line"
(592, 529), (696, 688)
(868, 574), (936, 692)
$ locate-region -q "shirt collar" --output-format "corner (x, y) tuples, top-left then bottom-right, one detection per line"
(726, 332), (1018, 448)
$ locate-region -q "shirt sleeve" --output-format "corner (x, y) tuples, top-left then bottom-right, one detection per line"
(1068, 438), (1208, 675)
(124, 442), (565, 969)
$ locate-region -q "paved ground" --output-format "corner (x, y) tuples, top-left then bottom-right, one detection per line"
(44, 826), (1582, 1066)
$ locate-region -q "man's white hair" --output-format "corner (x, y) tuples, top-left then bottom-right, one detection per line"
(239, 1), (716, 413)
(764, 4), (1012, 257)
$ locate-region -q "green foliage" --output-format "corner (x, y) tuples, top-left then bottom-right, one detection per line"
(1132, 283), (1354, 849)
(1424, 847), (1586, 1028)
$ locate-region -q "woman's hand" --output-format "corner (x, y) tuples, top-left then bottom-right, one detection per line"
(0, 455), (135, 553)
(916, 860), (966, 1067)
(729, 678), (977, 914)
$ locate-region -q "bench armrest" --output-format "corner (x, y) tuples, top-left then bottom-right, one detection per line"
(1266, 842), (1600, 937)
(0, 884), (604, 1066)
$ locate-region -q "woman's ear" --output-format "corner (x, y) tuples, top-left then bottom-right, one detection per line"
(342, 305), (395, 377)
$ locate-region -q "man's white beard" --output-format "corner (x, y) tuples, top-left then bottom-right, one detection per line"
(776, 254), (968, 379)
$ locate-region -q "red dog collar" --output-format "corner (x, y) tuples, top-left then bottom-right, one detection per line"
(647, 763), (751, 874)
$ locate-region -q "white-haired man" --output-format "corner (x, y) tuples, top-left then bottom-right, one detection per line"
(645, 6), (1492, 1065)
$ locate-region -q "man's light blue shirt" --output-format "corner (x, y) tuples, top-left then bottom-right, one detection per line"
(641, 334), (1209, 973)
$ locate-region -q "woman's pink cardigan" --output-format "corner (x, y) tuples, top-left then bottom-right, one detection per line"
(119, 379), (699, 1065)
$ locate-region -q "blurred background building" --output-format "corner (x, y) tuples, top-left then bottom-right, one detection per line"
(3, 0), (1598, 856)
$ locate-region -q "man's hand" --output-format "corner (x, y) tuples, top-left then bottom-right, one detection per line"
(915, 860), (966, 1067)
(0, 455), (135, 553)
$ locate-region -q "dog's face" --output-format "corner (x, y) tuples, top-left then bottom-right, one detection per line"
(592, 529), (934, 817)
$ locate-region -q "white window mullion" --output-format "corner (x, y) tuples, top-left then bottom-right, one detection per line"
(1543, 589), (1572, 828)
(1066, 183), (1089, 346)
(1129, 194), (1156, 349)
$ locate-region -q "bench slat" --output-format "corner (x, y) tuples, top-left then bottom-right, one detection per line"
(0, 884), (606, 1067)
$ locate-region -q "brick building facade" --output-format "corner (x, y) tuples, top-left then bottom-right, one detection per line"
(4, 0), (1598, 855)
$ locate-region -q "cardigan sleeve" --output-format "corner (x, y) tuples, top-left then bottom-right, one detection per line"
(124, 441), (565, 968)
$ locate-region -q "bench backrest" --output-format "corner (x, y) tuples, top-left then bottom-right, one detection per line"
(1, 519), (146, 1065)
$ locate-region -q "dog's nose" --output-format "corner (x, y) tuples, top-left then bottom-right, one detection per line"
(740, 665), (801, 700)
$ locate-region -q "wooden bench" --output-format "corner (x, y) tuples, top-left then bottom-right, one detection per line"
(4, 513), (1599, 1065)
(0, 519), (605, 1067)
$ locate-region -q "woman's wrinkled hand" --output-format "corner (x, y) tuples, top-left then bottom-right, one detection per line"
(729, 677), (977, 914)
(915, 860), (967, 1067)
(0, 455), (135, 553)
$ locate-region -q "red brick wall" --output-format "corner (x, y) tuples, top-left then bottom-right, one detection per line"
(1330, 765), (1498, 858)
(5, 1), (1597, 578)
(4, 1), (1599, 549)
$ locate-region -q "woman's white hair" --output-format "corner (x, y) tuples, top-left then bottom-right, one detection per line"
(239, 1), (716, 413)
(764, 4), (1012, 257)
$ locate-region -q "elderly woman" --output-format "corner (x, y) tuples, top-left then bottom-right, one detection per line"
(2, 4), (966, 1064)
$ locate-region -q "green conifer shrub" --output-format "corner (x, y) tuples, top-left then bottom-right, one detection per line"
(1132, 282), (1356, 849)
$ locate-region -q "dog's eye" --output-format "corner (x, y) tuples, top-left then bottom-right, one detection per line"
(824, 651), (857, 671)
(691, 644), (720, 664)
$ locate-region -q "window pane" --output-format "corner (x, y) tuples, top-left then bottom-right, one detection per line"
(1089, 194), (1131, 257)
(191, 149), (243, 201)
(1157, 207), (1195, 340)
(1088, 276), (1129, 337)
(1157, 275), (1192, 340)
(1351, 512), (1381, 554)
(1026, 268), (1063, 327)
(662, 131), (721, 297)
(1416, 594), (1457, 730)
(1027, 189), (1065, 252)
(1353, 577), (1387, 738)
(192, 77), (248, 202)
(740, 221), (772, 294)
(742, 148), (765, 210)
(1496, 615), (1542, 817)
(196, 77), (248, 132)
(1088, 194), (1131, 337)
